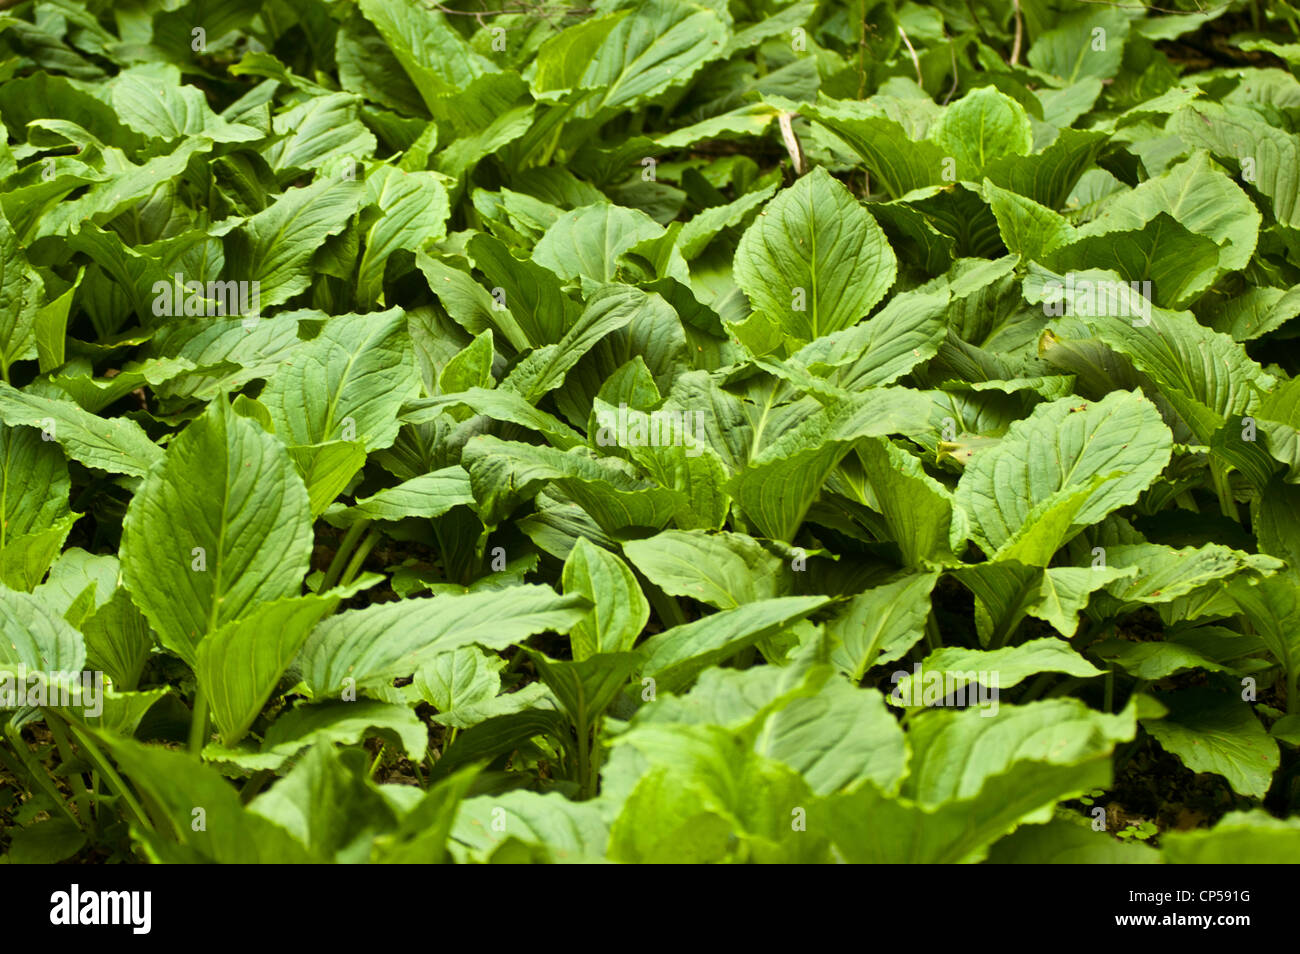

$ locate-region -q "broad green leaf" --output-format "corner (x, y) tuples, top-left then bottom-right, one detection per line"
(802, 102), (946, 199)
(357, 167), (450, 307)
(562, 537), (649, 658)
(0, 424), (70, 548)
(264, 92), (377, 178)
(413, 647), (541, 729)
(287, 441), (368, 517)
(372, 765), (480, 864)
(95, 732), (313, 864)
(985, 817), (1160, 863)
(120, 400), (313, 665)
(1027, 7), (1129, 83)
(751, 674), (907, 796)
(533, 204), (663, 284)
(295, 585), (588, 695)
(891, 639), (1101, 706)
(248, 741), (395, 862)
(954, 560), (1135, 642)
(527, 649), (642, 752)
(451, 791), (610, 863)
(462, 434), (683, 532)
(904, 698), (1136, 806)
(110, 65), (260, 143)
(622, 530), (786, 610)
(727, 388), (932, 540)
(1049, 212), (1221, 309)
(828, 571), (938, 680)
(931, 87), (1033, 180)
(607, 722), (829, 863)
(734, 166), (897, 345)
(0, 382), (163, 477)
(224, 177), (364, 309)
(0, 582), (85, 673)
(325, 466), (473, 528)
(404, 387), (584, 451)
(826, 756), (1112, 863)
(358, 0), (493, 114)
(1171, 101), (1300, 227)
(1143, 689), (1279, 799)
(195, 593), (341, 746)
(955, 390), (1172, 556)
(260, 699), (428, 765)
(564, 0), (727, 113)
(638, 595), (830, 694)
(856, 437), (967, 566)
(1161, 811), (1300, 863)
(261, 309), (420, 451)
(1072, 152), (1259, 273)
(0, 203), (44, 376)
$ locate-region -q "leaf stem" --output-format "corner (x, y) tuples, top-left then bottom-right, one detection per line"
(44, 715), (93, 828)
(322, 519), (371, 592)
(188, 687), (209, 754)
(44, 714), (153, 836)
(340, 527), (380, 587)
(1, 724), (82, 828)
(1210, 459), (1239, 521)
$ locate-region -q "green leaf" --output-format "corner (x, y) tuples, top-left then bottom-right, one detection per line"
(357, 167), (450, 307)
(358, 0), (494, 114)
(955, 390), (1172, 557)
(195, 593), (341, 746)
(0, 423), (71, 549)
(1143, 689), (1280, 799)
(287, 440), (368, 517)
(856, 437), (967, 566)
(1027, 7), (1129, 83)
(891, 639), (1102, 706)
(802, 102), (946, 199)
(555, 0), (727, 113)
(0, 582), (85, 672)
(262, 309), (420, 451)
(413, 647), (542, 729)
(622, 530), (786, 610)
(95, 731), (313, 863)
(248, 741), (395, 861)
(607, 722), (829, 863)
(829, 571), (938, 680)
(295, 585), (588, 695)
(985, 817), (1160, 863)
(451, 790), (609, 863)
(1161, 811), (1300, 863)
(734, 166), (897, 345)
(1049, 212), (1222, 309)
(110, 65), (260, 143)
(638, 595), (830, 694)
(931, 87), (1033, 180)
(264, 92), (377, 179)
(260, 699), (428, 766)
(0, 384), (162, 477)
(325, 466), (473, 528)
(462, 434), (684, 532)
(373, 765), (480, 863)
(727, 388), (932, 541)
(562, 537), (649, 658)
(120, 400), (313, 666)
(225, 177), (364, 309)
(751, 672), (907, 796)
(534, 203), (663, 283)
(526, 648), (642, 747)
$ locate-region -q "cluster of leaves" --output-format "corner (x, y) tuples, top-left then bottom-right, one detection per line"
(3, 0), (1300, 864)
